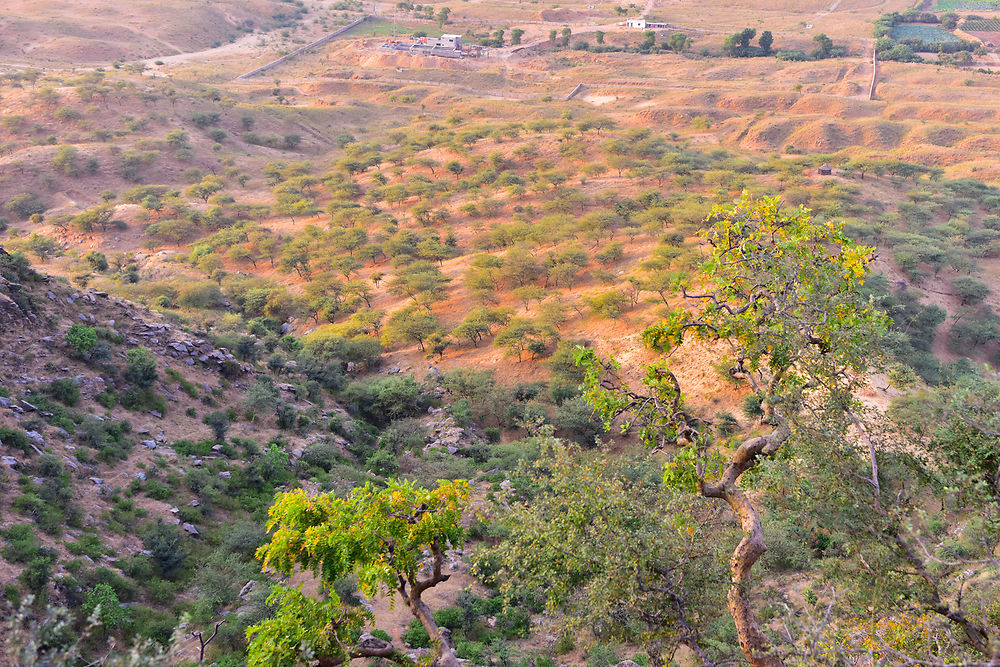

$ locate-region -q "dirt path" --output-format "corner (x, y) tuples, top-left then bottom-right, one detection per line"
(816, 0), (845, 19)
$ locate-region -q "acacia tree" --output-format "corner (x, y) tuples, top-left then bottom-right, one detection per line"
(248, 480), (470, 667)
(481, 433), (734, 665)
(576, 194), (887, 666)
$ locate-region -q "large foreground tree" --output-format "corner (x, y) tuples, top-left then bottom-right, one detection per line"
(247, 480), (470, 667)
(576, 194), (888, 666)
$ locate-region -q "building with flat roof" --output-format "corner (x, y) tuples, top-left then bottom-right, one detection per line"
(624, 17), (672, 29)
(435, 34), (462, 49)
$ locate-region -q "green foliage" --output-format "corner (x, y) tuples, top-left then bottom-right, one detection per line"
(343, 375), (427, 427)
(124, 347), (158, 389)
(2, 524), (44, 563)
(67, 533), (109, 559)
(66, 323), (98, 358)
(248, 480), (470, 666)
(82, 583), (131, 629)
(402, 618), (431, 648)
(46, 378), (80, 406)
(203, 410), (230, 442)
(951, 275), (992, 305)
(0, 426), (33, 453)
(4, 192), (46, 219)
(142, 522), (187, 578)
(5, 601), (179, 665)
(479, 435), (730, 653)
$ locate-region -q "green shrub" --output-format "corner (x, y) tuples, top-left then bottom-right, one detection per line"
(301, 440), (341, 472)
(66, 534), (108, 559)
(82, 583), (130, 629)
(0, 426), (32, 453)
(496, 605), (532, 638)
(457, 642), (487, 663)
(761, 517), (812, 571)
(433, 606), (465, 631)
(220, 522), (268, 559)
(143, 522), (187, 577)
(448, 398), (473, 427)
(143, 481), (173, 501)
(402, 618), (430, 648)
(343, 375), (427, 427)
(365, 449), (398, 477)
(95, 391), (117, 409)
(951, 275), (992, 306)
(124, 347), (158, 389)
(554, 634), (575, 655)
(741, 394), (764, 419)
(19, 555), (54, 596)
(332, 574), (360, 606)
(587, 644), (619, 667)
(203, 411), (230, 442)
(715, 411), (740, 437)
(66, 323), (98, 358)
(46, 378), (80, 406)
(2, 524), (42, 563)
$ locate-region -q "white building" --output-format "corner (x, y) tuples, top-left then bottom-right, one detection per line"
(624, 17), (671, 29)
(433, 34), (462, 50)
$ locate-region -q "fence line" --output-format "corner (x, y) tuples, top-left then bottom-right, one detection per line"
(236, 15), (370, 80)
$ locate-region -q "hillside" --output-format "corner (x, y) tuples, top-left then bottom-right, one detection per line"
(2, 0), (1000, 665)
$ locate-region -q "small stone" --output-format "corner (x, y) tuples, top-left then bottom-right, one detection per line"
(1, 456), (21, 468)
(182, 523), (200, 536)
(239, 580), (256, 599)
(218, 471), (231, 479)
(134, 472), (146, 481)
(89, 477), (104, 485)
(150, 410), (163, 419)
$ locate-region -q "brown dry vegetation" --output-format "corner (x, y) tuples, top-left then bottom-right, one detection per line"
(3, 0), (1000, 662)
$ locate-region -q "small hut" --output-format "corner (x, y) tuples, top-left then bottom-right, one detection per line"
(818, 163), (833, 176)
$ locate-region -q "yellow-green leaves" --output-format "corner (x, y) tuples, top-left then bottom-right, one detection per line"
(248, 480), (470, 666)
(246, 587), (356, 667)
(577, 191), (889, 452)
(257, 480), (469, 598)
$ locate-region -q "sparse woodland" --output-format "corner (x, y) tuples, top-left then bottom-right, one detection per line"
(0, 2), (999, 666)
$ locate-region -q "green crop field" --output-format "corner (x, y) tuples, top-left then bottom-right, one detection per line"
(963, 17), (1000, 31)
(890, 24), (962, 43)
(935, 0), (1000, 9)
(341, 18), (443, 38)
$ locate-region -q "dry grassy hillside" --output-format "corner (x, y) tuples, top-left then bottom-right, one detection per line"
(2, 0), (1000, 663)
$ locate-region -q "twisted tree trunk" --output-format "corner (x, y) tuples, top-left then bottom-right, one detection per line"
(399, 540), (462, 667)
(701, 426), (789, 667)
